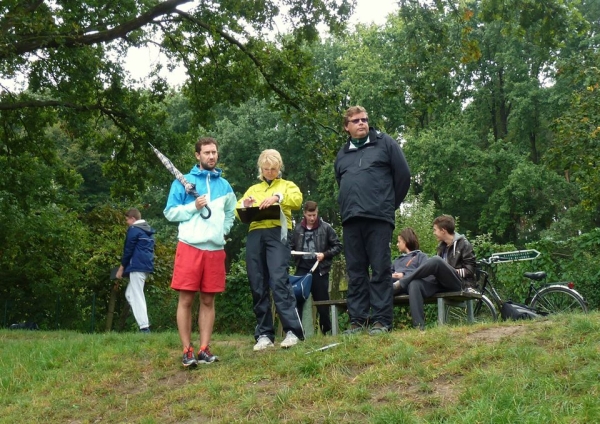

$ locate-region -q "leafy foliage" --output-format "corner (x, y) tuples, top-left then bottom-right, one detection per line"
(2, 0), (600, 333)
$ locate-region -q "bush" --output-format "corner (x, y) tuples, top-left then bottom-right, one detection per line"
(215, 260), (255, 334)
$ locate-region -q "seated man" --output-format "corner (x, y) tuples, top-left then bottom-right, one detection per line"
(397, 215), (476, 330)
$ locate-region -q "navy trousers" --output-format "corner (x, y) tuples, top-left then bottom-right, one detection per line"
(246, 227), (304, 342)
(342, 219), (394, 329)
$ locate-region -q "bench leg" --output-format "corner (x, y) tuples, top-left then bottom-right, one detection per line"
(302, 295), (314, 338)
(466, 299), (474, 323)
(438, 298), (445, 325)
(331, 305), (339, 336)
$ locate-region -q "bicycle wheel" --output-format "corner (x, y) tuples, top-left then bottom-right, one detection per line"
(445, 294), (498, 325)
(529, 285), (588, 315)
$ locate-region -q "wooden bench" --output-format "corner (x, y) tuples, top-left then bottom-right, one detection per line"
(310, 290), (482, 335)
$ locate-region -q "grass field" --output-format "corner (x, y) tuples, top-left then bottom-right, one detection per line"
(1, 313), (599, 423)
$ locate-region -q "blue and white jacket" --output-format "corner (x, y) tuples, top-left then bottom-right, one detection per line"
(164, 165), (236, 251)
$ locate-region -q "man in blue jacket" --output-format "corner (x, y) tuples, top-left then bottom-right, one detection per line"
(164, 137), (236, 368)
(116, 208), (155, 333)
(334, 105), (411, 335)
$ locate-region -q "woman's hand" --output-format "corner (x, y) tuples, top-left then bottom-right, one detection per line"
(259, 195), (279, 209)
(242, 196), (256, 208)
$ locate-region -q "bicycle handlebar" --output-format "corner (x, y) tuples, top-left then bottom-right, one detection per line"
(477, 256), (502, 266)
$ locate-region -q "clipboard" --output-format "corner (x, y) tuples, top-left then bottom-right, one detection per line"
(236, 205), (281, 224)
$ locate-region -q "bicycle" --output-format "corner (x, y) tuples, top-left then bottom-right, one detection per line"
(445, 249), (588, 325)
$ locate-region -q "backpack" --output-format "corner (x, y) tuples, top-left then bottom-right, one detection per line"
(289, 260), (319, 302)
(289, 273), (313, 302)
(500, 301), (539, 321)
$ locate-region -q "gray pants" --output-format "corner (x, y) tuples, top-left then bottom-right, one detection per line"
(401, 256), (462, 328)
(246, 227), (304, 342)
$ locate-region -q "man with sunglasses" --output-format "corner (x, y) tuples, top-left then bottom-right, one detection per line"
(334, 105), (411, 335)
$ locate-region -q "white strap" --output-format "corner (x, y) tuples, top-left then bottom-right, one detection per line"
(310, 260), (319, 273)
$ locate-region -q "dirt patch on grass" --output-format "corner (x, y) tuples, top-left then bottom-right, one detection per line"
(466, 325), (529, 342)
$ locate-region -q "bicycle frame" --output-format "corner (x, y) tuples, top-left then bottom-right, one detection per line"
(477, 254), (587, 313)
(446, 251), (587, 324)
(476, 262), (504, 308)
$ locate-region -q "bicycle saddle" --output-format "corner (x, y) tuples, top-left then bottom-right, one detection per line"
(523, 271), (546, 281)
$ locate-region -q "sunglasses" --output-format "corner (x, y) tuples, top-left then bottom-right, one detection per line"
(349, 118), (369, 124)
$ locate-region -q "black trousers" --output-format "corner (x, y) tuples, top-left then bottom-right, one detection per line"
(246, 227), (304, 342)
(342, 219), (394, 329)
(296, 270), (332, 334)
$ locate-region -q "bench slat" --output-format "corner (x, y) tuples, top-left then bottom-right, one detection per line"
(313, 290), (481, 307)
(310, 290), (482, 335)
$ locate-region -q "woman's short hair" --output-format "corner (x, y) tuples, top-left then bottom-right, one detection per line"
(399, 227), (420, 251)
(257, 149), (283, 180)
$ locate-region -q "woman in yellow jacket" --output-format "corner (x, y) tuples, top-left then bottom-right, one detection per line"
(238, 149), (304, 351)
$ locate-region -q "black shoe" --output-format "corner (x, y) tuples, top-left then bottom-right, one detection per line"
(197, 346), (219, 364)
(342, 323), (365, 335)
(368, 322), (389, 336)
(182, 345), (198, 368)
(140, 327), (150, 334)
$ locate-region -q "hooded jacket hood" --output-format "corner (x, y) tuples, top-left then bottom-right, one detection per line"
(132, 219), (155, 235)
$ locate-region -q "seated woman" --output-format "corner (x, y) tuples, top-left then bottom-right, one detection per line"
(391, 228), (430, 294)
(397, 215), (476, 330)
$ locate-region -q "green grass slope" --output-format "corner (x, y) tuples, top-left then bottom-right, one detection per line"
(1, 313), (599, 423)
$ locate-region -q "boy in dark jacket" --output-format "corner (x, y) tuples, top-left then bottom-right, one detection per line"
(291, 201), (343, 334)
(397, 215), (476, 329)
(116, 208), (155, 332)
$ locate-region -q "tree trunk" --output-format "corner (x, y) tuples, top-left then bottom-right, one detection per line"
(105, 284), (119, 332)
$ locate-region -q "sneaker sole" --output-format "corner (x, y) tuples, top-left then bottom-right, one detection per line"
(342, 328), (364, 335)
(369, 328), (389, 336)
(182, 362), (198, 368)
(253, 344), (275, 351)
(280, 343), (298, 349)
(198, 358), (219, 364)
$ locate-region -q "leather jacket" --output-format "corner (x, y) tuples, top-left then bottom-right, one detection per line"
(290, 218), (342, 275)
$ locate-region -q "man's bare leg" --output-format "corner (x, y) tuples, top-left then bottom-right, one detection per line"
(198, 292), (216, 348)
(177, 290), (196, 349)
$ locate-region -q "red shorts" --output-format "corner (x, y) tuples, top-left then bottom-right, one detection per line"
(170, 242), (226, 293)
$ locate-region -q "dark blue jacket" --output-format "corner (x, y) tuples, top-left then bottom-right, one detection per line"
(121, 220), (155, 275)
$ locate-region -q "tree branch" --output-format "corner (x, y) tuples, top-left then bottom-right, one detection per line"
(0, 0), (45, 33)
(0, 98), (127, 118)
(0, 0), (192, 60)
(174, 10), (302, 111)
